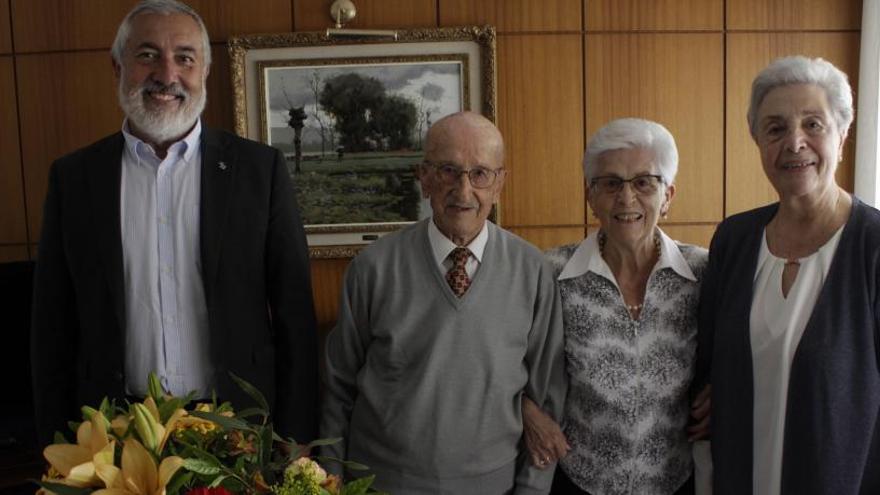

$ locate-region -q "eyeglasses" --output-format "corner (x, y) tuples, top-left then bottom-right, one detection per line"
(589, 174), (664, 195)
(424, 162), (504, 189)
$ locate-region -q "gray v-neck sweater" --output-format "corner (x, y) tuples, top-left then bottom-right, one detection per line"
(321, 219), (566, 494)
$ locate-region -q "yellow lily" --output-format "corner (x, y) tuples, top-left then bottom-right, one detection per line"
(131, 397), (187, 455)
(42, 415), (115, 488)
(92, 438), (183, 495)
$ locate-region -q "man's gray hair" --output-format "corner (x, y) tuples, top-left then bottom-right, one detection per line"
(583, 118), (678, 185)
(111, 0), (211, 66)
(747, 55), (853, 138)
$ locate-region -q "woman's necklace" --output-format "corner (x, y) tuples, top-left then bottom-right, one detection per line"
(772, 191), (845, 266)
(598, 231), (661, 314)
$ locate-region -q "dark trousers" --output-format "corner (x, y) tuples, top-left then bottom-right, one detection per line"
(550, 466), (695, 495)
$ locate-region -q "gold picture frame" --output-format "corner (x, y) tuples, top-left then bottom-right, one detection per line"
(229, 26), (497, 259)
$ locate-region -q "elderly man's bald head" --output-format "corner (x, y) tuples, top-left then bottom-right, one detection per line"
(420, 111), (505, 246)
(425, 111), (504, 165)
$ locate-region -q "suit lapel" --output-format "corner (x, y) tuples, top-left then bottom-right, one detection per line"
(199, 128), (235, 296)
(87, 133), (126, 331)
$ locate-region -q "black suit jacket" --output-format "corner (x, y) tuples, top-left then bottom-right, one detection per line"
(30, 127), (318, 446)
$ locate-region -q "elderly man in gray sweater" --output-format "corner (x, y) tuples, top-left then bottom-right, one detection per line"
(320, 111), (566, 494)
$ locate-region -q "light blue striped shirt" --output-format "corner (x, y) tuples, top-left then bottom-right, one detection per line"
(120, 120), (212, 398)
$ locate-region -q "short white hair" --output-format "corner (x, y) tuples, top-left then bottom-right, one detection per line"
(747, 55), (853, 138)
(111, 0), (211, 67)
(583, 118), (678, 184)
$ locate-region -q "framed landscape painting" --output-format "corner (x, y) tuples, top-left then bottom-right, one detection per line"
(229, 26), (497, 258)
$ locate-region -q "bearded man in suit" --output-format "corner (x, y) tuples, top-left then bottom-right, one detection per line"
(30, 0), (317, 446)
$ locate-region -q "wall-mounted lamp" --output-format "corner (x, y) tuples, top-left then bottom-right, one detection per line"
(326, 0), (398, 39)
(330, 0), (357, 29)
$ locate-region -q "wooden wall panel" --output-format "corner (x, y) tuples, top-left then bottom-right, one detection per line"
(12, 0), (291, 53)
(586, 0), (722, 31)
(657, 223), (717, 249)
(507, 226), (585, 251)
(727, 0), (862, 30)
(12, 0), (134, 53)
(293, 0), (436, 31)
(202, 44), (234, 132)
(310, 258), (350, 328)
(0, 56), (26, 244)
(725, 33), (860, 216)
(439, 0), (581, 32)
(497, 34), (584, 227)
(184, 0), (292, 40)
(17, 52), (123, 240)
(585, 33), (724, 223)
(0, 245), (29, 262)
(0, 0), (11, 53)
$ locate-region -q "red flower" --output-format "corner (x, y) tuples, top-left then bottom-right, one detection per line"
(186, 487), (233, 495)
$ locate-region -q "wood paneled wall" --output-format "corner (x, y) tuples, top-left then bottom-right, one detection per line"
(0, 0), (862, 329)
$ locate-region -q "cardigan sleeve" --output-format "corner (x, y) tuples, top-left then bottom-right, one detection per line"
(695, 221), (727, 393)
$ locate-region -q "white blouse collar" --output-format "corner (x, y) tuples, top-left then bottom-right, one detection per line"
(558, 227), (697, 283)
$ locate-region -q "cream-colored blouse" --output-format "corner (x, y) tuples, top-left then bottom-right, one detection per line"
(750, 226), (844, 495)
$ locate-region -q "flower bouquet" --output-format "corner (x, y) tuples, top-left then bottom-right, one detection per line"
(36, 373), (383, 495)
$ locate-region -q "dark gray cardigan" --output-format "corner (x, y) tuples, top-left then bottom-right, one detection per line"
(697, 197), (880, 494)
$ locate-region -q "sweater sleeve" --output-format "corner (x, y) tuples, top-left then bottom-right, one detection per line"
(514, 260), (567, 494)
(319, 260), (371, 472)
(695, 221), (726, 393)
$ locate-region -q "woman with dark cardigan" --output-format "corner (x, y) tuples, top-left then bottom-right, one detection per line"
(697, 55), (880, 494)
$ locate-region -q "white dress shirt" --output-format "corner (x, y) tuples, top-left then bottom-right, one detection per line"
(120, 120), (212, 398)
(427, 219), (488, 279)
(750, 226), (843, 495)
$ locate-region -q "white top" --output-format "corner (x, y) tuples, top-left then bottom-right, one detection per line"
(427, 219), (488, 279)
(120, 119), (213, 398)
(750, 226), (844, 495)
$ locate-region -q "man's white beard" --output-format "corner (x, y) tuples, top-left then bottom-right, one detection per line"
(118, 76), (206, 145)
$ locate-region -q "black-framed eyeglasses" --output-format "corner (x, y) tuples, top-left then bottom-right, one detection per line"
(589, 174), (665, 195)
(424, 161), (504, 189)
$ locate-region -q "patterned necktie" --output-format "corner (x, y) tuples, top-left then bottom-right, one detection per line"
(446, 247), (471, 297)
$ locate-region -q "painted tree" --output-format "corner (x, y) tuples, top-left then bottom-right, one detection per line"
(319, 73), (418, 152)
(319, 73), (385, 152)
(308, 70), (333, 158)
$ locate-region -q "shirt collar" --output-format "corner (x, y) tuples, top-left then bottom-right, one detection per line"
(121, 118), (202, 163)
(558, 227), (697, 283)
(427, 219), (489, 266)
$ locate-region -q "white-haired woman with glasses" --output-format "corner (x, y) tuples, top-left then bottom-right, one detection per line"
(697, 56), (880, 494)
(522, 118), (711, 494)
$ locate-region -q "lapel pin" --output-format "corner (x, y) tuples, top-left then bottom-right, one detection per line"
(218, 161), (227, 171)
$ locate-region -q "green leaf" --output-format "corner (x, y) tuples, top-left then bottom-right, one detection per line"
(259, 424), (273, 466)
(157, 395), (192, 423)
(235, 407), (268, 419)
(148, 372), (163, 401)
(99, 397), (112, 420)
(313, 455), (369, 471)
(183, 457), (222, 475)
(208, 474), (230, 488)
(342, 460), (370, 471)
(53, 431), (69, 444)
(189, 410), (254, 432)
(228, 372), (270, 412)
(341, 475), (375, 495)
(165, 470), (193, 495)
(34, 480), (94, 495)
(307, 437), (342, 448)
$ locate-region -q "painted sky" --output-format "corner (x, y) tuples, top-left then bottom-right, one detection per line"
(265, 61), (464, 134)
